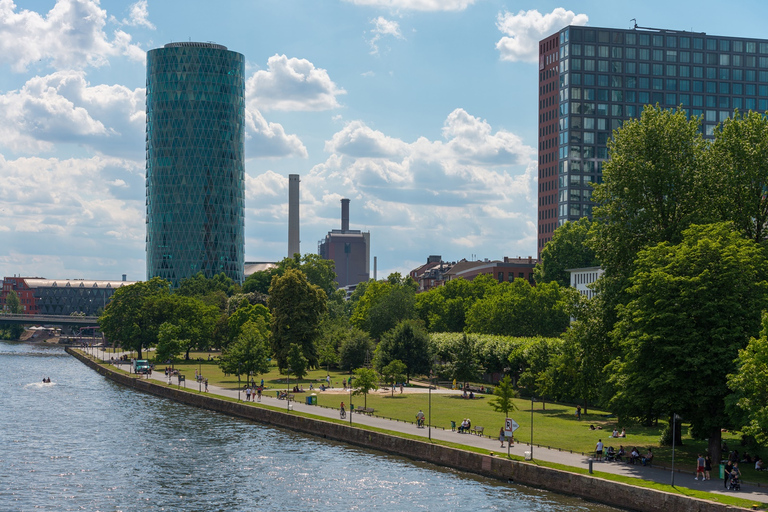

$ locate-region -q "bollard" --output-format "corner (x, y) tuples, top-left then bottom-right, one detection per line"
(588, 458), (594, 474)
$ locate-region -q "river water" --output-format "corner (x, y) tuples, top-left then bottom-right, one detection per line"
(0, 341), (618, 511)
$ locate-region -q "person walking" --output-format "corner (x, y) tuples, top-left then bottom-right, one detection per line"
(695, 454), (705, 480)
(416, 410), (425, 428)
(705, 454), (712, 480)
(576, 405), (582, 420)
(204, 378), (208, 392)
(595, 439), (604, 461)
(724, 460), (733, 489)
(499, 427), (505, 448)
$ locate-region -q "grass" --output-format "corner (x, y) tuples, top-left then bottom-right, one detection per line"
(100, 350), (768, 487)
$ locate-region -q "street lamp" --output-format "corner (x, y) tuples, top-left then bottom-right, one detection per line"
(349, 377), (353, 426)
(198, 361), (202, 393)
(530, 396), (535, 460)
(238, 363), (242, 402)
(428, 371), (433, 441)
(286, 368), (292, 412)
(671, 413), (680, 487)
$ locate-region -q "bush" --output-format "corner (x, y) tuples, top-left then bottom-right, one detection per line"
(659, 425), (673, 446)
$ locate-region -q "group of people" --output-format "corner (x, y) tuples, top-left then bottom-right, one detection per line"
(594, 442), (652, 466)
(457, 418), (472, 433)
(694, 453), (714, 480)
(41, 377), (51, 383)
(723, 460), (742, 490)
(243, 385), (263, 402)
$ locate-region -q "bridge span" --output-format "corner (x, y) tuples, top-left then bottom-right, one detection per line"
(0, 314), (99, 326)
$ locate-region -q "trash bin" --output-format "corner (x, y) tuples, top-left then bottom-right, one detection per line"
(306, 394), (317, 405)
(524, 451), (532, 460)
(451, 420), (456, 431)
(719, 464), (725, 479)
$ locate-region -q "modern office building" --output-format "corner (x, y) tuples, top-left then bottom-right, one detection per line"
(318, 199), (370, 289)
(538, 24), (768, 254)
(145, 42), (246, 287)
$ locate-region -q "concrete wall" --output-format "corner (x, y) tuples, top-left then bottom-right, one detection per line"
(67, 349), (748, 512)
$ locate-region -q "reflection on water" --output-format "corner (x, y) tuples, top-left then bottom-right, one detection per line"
(0, 341), (618, 511)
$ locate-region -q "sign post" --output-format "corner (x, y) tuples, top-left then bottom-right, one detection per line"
(505, 418), (520, 458)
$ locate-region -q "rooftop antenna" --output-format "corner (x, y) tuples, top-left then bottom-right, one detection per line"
(630, 18), (637, 29)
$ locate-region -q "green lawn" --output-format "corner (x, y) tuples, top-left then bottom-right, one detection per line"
(133, 352), (768, 485)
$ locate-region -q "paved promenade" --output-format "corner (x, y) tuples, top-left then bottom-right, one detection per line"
(93, 349), (767, 504)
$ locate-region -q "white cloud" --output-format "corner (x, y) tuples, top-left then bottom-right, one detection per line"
(246, 54), (346, 112)
(496, 8), (588, 62)
(121, 0), (155, 29)
(325, 120), (409, 158)
(245, 109), (308, 159)
(0, 0), (145, 72)
(368, 16), (404, 55)
(343, 0), (476, 11)
(0, 71), (144, 157)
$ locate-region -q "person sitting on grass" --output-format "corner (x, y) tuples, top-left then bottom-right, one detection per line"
(755, 458), (764, 471)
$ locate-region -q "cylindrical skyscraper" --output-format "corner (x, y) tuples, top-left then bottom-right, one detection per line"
(145, 42), (245, 287)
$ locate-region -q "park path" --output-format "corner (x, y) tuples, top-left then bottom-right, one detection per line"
(90, 348), (767, 504)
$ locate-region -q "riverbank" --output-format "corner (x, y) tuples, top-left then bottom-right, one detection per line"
(68, 348), (762, 511)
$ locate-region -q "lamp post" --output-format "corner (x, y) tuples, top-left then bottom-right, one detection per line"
(286, 368), (292, 412)
(428, 371), (433, 441)
(530, 396), (535, 460)
(349, 378), (353, 425)
(671, 413), (680, 487)
(238, 363), (242, 402)
(198, 361), (202, 393)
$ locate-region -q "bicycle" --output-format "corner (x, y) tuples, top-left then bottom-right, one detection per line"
(340, 408), (346, 419)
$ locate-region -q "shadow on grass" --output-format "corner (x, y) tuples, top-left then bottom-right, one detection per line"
(445, 395), (486, 401)
(382, 395), (409, 399)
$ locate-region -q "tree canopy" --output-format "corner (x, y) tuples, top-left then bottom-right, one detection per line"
(534, 218), (599, 287)
(373, 319), (431, 381)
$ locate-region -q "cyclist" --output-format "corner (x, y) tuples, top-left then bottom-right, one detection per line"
(340, 401), (346, 419)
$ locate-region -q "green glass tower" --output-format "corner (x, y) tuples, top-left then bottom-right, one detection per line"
(145, 42), (245, 287)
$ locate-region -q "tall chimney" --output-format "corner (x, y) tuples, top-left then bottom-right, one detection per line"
(288, 174), (300, 257)
(341, 198), (350, 232)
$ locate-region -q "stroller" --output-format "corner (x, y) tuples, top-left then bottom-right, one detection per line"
(605, 447), (616, 462)
(727, 472), (741, 491)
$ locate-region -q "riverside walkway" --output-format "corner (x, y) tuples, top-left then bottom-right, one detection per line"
(92, 349), (767, 504)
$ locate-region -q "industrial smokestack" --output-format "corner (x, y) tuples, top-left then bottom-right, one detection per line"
(341, 198), (350, 232)
(288, 174), (300, 257)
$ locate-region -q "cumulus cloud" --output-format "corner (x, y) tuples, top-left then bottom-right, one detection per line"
(246, 54), (346, 112)
(0, 71), (144, 157)
(245, 109), (308, 159)
(121, 0), (155, 29)
(496, 8), (588, 62)
(0, 0), (145, 72)
(343, 0), (476, 11)
(368, 16), (404, 55)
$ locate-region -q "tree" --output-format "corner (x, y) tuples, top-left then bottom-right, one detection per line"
(176, 271), (239, 297)
(351, 273), (417, 339)
(373, 319), (431, 382)
(610, 223), (768, 464)
(1, 291), (24, 340)
(707, 110), (768, 243)
(268, 268), (327, 371)
(242, 268), (279, 295)
(242, 254), (337, 297)
(442, 333), (482, 390)
(488, 375), (518, 419)
(286, 343), (309, 380)
(415, 277), (489, 333)
(155, 322), (184, 363)
(227, 301), (271, 347)
(161, 294), (219, 359)
(98, 277), (171, 359)
(534, 218), (599, 287)
(381, 360), (407, 397)
(338, 328), (374, 372)
(352, 367), (379, 408)
(218, 317), (271, 378)
(729, 314), (768, 445)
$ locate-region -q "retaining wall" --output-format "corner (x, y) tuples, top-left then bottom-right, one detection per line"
(67, 349), (749, 512)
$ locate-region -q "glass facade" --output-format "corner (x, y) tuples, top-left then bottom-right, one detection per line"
(537, 26), (768, 253)
(146, 42), (246, 287)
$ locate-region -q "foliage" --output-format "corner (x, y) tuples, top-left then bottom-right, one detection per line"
(352, 367), (379, 408)
(534, 218), (599, 287)
(338, 327), (374, 371)
(98, 277), (171, 359)
(373, 319), (431, 381)
(351, 273), (418, 339)
(242, 254), (337, 297)
(729, 313), (768, 445)
(218, 317), (271, 378)
(0, 291), (24, 339)
(610, 223), (768, 463)
(465, 280), (573, 337)
(241, 268), (278, 295)
(488, 375), (518, 418)
(706, 110), (768, 243)
(175, 271), (240, 297)
(227, 301), (271, 347)
(268, 268), (327, 371)
(287, 343), (309, 380)
(438, 333), (482, 388)
(160, 294), (220, 359)
(381, 359), (407, 397)
(510, 336), (564, 397)
(155, 322), (184, 362)
(5, 290), (22, 314)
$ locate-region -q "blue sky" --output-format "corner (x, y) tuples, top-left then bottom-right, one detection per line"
(1, 0), (767, 282)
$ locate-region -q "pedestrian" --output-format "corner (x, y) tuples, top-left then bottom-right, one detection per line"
(256, 386), (262, 402)
(400, 383), (404, 394)
(343, 378), (347, 389)
(204, 378), (208, 392)
(499, 427), (505, 448)
(260, 378), (264, 388)
(705, 454), (712, 480)
(576, 405), (581, 420)
(246, 386), (251, 401)
(416, 410), (425, 428)
(326, 375), (331, 388)
(695, 454), (705, 480)
(595, 439), (603, 461)
(724, 460), (733, 489)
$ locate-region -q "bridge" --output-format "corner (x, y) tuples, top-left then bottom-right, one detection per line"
(0, 313), (99, 326)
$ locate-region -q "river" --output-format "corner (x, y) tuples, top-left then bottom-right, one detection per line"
(0, 341), (619, 511)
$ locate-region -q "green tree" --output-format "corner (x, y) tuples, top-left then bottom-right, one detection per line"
(610, 223), (768, 463)
(176, 271), (239, 297)
(442, 333), (482, 390)
(729, 314), (768, 445)
(415, 277), (490, 333)
(351, 274), (418, 340)
(98, 277), (171, 359)
(338, 327), (374, 372)
(218, 317), (271, 378)
(534, 218), (599, 287)
(373, 319), (431, 382)
(381, 360), (407, 397)
(707, 110), (768, 243)
(286, 343), (309, 380)
(243, 255), (337, 297)
(268, 268), (327, 371)
(227, 301), (271, 348)
(352, 367), (379, 408)
(242, 268), (279, 295)
(488, 375), (518, 419)
(155, 322), (184, 363)
(162, 294), (219, 359)
(1, 290), (24, 339)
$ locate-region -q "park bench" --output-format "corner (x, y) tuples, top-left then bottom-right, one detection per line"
(364, 407), (375, 416)
(472, 426), (485, 436)
(355, 406), (367, 414)
(287, 394), (295, 402)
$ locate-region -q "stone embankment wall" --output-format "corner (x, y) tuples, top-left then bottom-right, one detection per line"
(67, 349), (748, 512)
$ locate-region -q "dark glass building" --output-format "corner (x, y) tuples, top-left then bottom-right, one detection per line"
(537, 25), (768, 254)
(146, 42), (246, 286)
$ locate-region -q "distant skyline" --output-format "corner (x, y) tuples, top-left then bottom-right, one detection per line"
(1, 0), (767, 281)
